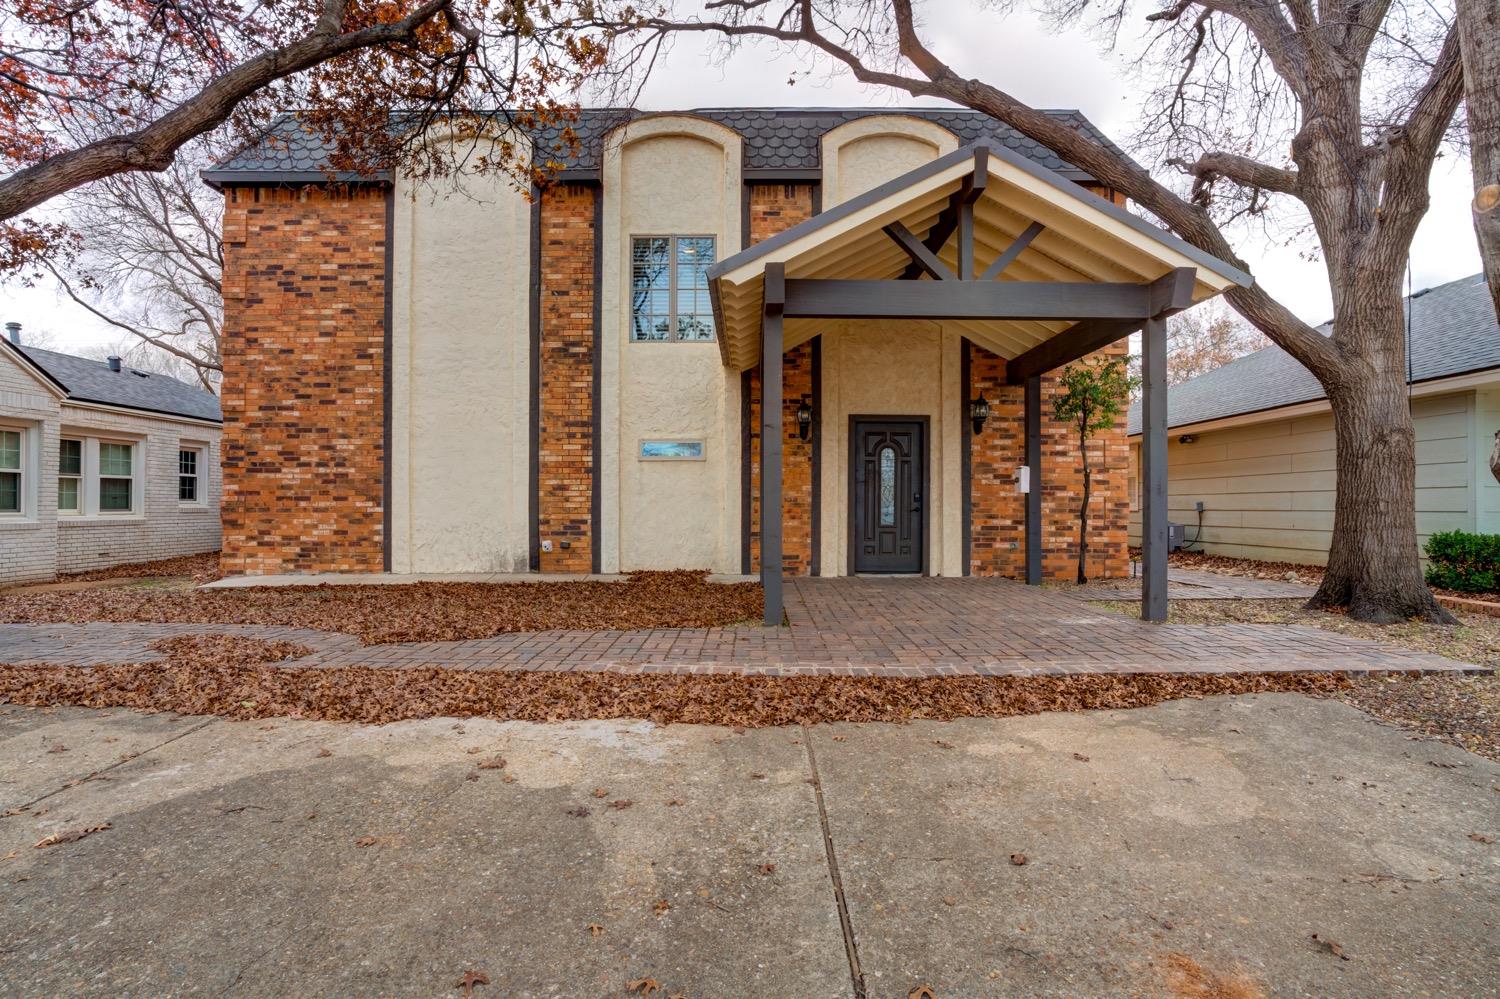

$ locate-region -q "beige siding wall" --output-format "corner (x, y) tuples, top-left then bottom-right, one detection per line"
(1477, 387), (1500, 535)
(1128, 390), (1480, 564)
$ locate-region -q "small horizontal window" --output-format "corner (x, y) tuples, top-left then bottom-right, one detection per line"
(639, 440), (705, 460)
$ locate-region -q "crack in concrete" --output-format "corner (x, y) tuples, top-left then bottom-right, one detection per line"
(17, 716), (218, 811)
(802, 724), (866, 999)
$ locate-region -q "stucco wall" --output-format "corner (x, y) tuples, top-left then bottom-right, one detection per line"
(820, 117), (958, 208)
(601, 118), (743, 572)
(390, 139), (532, 573)
(1127, 390), (1479, 564)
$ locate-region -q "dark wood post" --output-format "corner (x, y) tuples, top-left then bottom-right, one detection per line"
(1024, 373), (1042, 585)
(761, 263), (786, 627)
(1141, 314), (1169, 621)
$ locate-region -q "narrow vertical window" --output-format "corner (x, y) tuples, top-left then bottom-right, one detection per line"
(178, 448), (200, 502)
(878, 445), (897, 527)
(630, 235), (717, 341)
(0, 429), (21, 514)
(57, 438), (81, 513)
(98, 441), (133, 513)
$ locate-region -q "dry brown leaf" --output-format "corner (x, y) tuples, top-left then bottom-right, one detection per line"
(34, 823), (111, 849)
(1311, 934), (1349, 960)
(942, 895), (956, 906)
(476, 756), (506, 770)
(466, 746), (482, 755)
(665, 798), (684, 806)
(592, 787), (608, 798)
(933, 739), (954, 749)
(587, 922), (604, 937)
(653, 899), (670, 916)
(1072, 752), (1090, 762)
(501, 773), (516, 783)
(355, 836), (378, 848)
(566, 807), (590, 818)
(316, 747), (332, 758)
(1009, 853), (1028, 866)
(626, 980), (661, 996)
(831, 735), (847, 742)
(758, 863), (777, 876)
(1468, 832), (1494, 844)
(46, 744), (66, 753)
(608, 800), (633, 811)
(1160, 952), (1265, 998)
(454, 969), (489, 996)
(909, 986), (938, 999)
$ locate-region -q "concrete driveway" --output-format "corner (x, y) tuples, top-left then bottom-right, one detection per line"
(1, 696), (1496, 998)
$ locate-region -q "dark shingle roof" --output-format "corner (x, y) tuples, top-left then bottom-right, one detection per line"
(12, 345), (221, 423)
(1127, 273), (1499, 434)
(202, 107), (1129, 186)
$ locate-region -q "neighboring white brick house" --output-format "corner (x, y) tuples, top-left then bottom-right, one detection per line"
(0, 333), (222, 586)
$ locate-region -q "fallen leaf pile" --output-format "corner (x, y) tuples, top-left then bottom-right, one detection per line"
(0, 571), (763, 644)
(53, 551), (223, 586)
(0, 659), (1353, 726)
(34, 822), (111, 849)
(148, 634), (312, 669)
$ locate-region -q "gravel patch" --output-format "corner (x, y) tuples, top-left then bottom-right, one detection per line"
(0, 571), (764, 644)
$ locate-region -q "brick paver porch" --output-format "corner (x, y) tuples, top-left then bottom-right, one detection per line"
(0, 577), (1475, 677)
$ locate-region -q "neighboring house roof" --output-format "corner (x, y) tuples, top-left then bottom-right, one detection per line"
(201, 107), (1131, 187)
(1127, 273), (1500, 435)
(3, 342), (222, 423)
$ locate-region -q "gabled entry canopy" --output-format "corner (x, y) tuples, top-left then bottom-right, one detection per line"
(708, 141), (1251, 375)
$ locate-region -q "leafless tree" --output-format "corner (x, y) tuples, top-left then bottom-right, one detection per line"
(604, 0), (1466, 622)
(46, 146), (223, 392)
(1128, 304), (1271, 390)
(1457, 0), (1500, 316)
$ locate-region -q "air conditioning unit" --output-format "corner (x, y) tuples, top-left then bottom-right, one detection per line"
(1167, 522), (1186, 552)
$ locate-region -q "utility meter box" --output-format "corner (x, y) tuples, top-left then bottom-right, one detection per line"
(1015, 466), (1030, 494)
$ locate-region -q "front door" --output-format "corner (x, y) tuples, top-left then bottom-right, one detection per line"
(852, 420), (925, 573)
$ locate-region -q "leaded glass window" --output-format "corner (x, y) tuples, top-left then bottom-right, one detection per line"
(878, 445), (896, 527)
(630, 235), (716, 342)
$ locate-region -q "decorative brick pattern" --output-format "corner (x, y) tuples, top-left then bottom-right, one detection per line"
(968, 341), (1129, 580)
(218, 186), (386, 575)
(537, 184), (597, 572)
(745, 184), (818, 574)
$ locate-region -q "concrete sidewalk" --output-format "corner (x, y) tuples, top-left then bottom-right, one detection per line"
(1, 697), (1496, 997)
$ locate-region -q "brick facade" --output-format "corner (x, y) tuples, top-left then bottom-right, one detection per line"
(537, 184), (597, 572)
(968, 341), (1130, 580)
(219, 185), (386, 574)
(745, 184), (818, 574)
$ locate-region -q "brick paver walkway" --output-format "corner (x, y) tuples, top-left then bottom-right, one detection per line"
(1080, 567), (1317, 601)
(0, 577), (1474, 677)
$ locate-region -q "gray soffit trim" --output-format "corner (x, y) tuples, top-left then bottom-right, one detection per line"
(743, 168), (824, 182)
(707, 143), (1253, 289)
(200, 169), (391, 188)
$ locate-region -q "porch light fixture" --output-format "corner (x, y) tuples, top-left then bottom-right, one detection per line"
(969, 394), (991, 437)
(796, 398), (814, 441)
(1178, 434), (1197, 444)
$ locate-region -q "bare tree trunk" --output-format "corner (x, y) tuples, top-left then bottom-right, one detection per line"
(1077, 433), (1091, 585)
(1458, 0), (1500, 316)
(1308, 293), (1455, 623)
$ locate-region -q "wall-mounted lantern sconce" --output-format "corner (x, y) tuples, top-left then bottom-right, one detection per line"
(1177, 434), (1197, 445)
(796, 398), (814, 442)
(970, 395), (991, 437)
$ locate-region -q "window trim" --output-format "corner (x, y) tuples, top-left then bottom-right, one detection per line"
(96, 438), (136, 514)
(57, 437), (82, 515)
(0, 424), (26, 518)
(629, 234), (717, 343)
(177, 444), (204, 506)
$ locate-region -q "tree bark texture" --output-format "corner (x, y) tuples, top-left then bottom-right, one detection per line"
(1458, 0), (1500, 317)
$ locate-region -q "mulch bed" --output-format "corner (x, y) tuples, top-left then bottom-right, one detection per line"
(0, 571), (764, 644)
(54, 551), (224, 586)
(1339, 674), (1500, 762)
(0, 656), (1352, 727)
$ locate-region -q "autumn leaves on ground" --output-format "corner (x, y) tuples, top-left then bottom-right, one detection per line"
(0, 568), (764, 643)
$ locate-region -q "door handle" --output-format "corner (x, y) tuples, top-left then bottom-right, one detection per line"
(911, 491), (923, 512)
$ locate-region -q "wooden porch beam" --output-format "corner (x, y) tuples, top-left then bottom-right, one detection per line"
(979, 221), (1045, 282)
(783, 279), (1156, 321)
(883, 220), (955, 281)
(761, 263), (785, 628)
(1003, 268), (1198, 384)
(899, 148), (988, 279)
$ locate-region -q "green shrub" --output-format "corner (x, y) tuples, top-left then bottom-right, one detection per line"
(1424, 530), (1500, 593)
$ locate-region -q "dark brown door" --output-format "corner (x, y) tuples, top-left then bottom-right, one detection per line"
(852, 420), (925, 573)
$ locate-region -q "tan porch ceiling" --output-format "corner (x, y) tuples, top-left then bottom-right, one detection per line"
(708, 142), (1252, 371)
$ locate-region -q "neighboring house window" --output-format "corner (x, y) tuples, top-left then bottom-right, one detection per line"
(0, 428), (21, 514)
(57, 438), (82, 513)
(630, 235), (716, 342)
(178, 447), (200, 502)
(98, 441), (134, 513)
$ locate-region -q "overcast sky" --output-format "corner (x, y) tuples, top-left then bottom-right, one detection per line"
(2, 4), (1480, 354)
